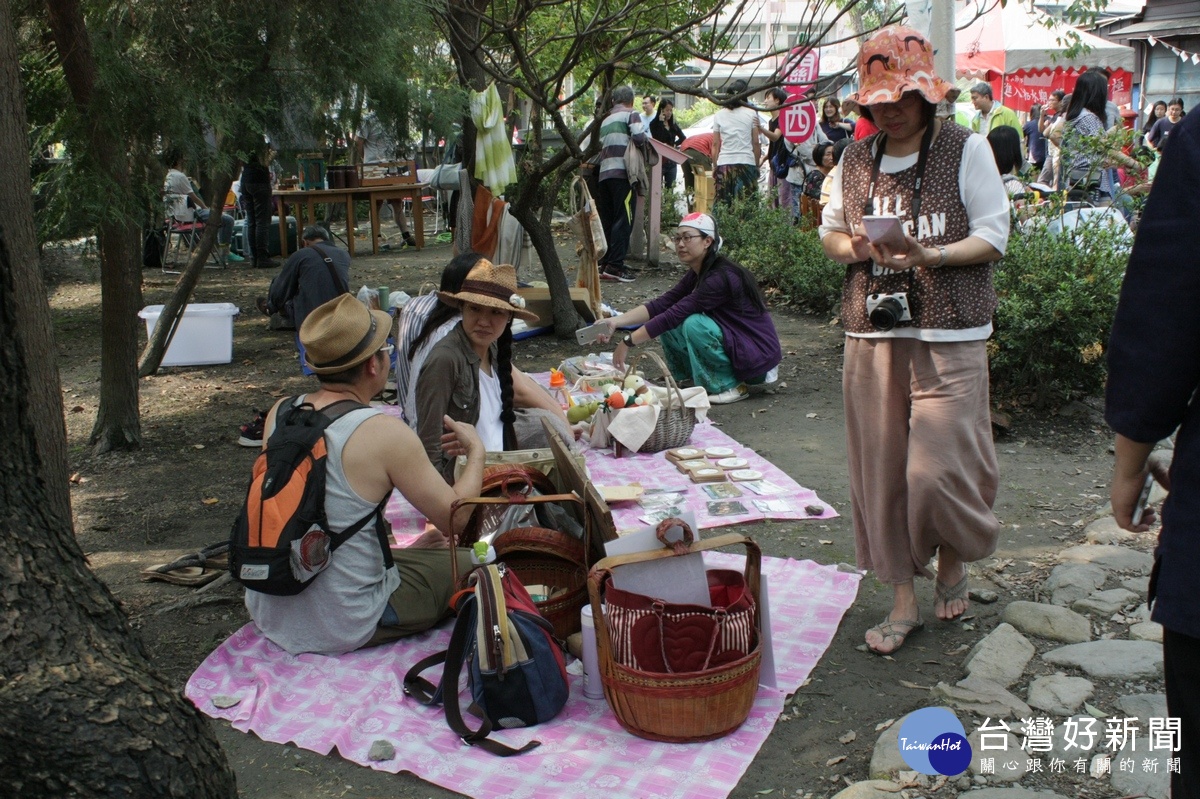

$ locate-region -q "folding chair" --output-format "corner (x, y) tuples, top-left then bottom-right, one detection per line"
(163, 215), (225, 273)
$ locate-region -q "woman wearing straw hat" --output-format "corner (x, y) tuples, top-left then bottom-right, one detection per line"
(414, 260), (572, 482)
(819, 25), (1010, 654)
(599, 212), (781, 405)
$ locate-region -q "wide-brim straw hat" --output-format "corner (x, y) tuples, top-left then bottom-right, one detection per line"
(850, 25), (954, 107)
(300, 294), (392, 375)
(438, 259), (540, 324)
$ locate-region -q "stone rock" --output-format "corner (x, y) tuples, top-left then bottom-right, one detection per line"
(934, 675), (1032, 718)
(1130, 621), (1164, 642)
(1132, 602), (1153, 621)
(1043, 640), (1163, 679)
(966, 729), (1028, 783)
(957, 789), (1071, 799)
(1111, 731), (1170, 799)
(1116, 692), (1167, 722)
(831, 781), (902, 799)
(1026, 673), (1094, 715)
(965, 623), (1035, 687)
(1072, 587), (1140, 616)
(1059, 544), (1154, 575)
(367, 739), (395, 761)
(1121, 576), (1150, 595)
(1002, 601), (1092, 644)
(1042, 563), (1107, 606)
(211, 694), (241, 709)
(869, 717), (905, 778)
(971, 588), (999, 603)
(1084, 515), (1134, 545)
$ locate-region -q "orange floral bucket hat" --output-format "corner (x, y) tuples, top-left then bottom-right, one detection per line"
(851, 25), (954, 107)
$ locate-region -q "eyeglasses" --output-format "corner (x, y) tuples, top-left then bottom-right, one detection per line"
(671, 233), (704, 244)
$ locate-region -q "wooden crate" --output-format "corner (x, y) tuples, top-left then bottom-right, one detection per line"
(694, 168), (715, 215)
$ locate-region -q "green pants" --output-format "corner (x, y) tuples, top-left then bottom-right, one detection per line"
(366, 547), (473, 647)
(659, 314), (740, 394)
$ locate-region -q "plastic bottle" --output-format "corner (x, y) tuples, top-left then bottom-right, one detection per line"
(580, 605), (604, 699)
(548, 368), (574, 409)
(470, 541), (496, 567)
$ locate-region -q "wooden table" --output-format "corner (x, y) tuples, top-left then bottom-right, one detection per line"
(272, 183), (429, 257)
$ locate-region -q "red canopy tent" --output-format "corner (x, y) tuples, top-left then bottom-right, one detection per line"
(955, 0), (1136, 112)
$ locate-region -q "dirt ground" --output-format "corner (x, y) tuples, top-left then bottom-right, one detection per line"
(51, 221), (1149, 799)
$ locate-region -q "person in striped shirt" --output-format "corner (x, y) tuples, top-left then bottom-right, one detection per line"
(596, 85), (648, 283)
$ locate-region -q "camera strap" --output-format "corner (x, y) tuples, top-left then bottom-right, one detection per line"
(863, 120), (937, 221)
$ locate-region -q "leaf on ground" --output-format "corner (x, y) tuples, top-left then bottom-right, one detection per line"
(899, 679), (931, 690)
(839, 730), (857, 744)
(71, 405), (85, 413)
(806, 412), (818, 418)
(202, 497), (219, 505)
(1084, 701), (1108, 718)
(825, 755), (846, 766)
(819, 539), (833, 545)
(193, 444), (205, 449)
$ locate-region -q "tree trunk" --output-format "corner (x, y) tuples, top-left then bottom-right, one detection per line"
(509, 195), (582, 337)
(0, 0), (71, 527)
(139, 171), (235, 377)
(45, 0), (144, 453)
(0, 9), (237, 796)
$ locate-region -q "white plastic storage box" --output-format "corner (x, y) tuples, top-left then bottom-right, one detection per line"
(138, 303), (239, 367)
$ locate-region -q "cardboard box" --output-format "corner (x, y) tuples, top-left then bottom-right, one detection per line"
(138, 303), (239, 367)
(517, 287), (596, 326)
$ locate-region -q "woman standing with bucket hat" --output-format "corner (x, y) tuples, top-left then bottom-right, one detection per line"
(819, 26), (1010, 654)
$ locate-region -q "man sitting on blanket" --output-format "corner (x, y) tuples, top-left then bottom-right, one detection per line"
(246, 294), (485, 655)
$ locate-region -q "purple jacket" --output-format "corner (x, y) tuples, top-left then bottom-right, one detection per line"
(644, 256), (781, 381)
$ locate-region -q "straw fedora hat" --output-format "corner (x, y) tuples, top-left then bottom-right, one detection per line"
(850, 25), (954, 108)
(299, 294), (392, 375)
(438, 260), (539, 324)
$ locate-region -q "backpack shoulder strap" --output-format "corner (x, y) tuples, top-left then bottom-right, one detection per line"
(316, 400), (394, 568)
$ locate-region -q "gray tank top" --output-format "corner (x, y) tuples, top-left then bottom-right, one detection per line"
(245, 401), (400, 654)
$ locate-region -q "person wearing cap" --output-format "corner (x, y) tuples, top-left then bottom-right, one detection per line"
(597, 212), (781, 405)
(712, 78), (763, 207)
(245, 294), (486, 655)
(256, 224), (352, 376)
(968, 82), (1020, 136)
(414, 260), (573, 481)
(819, 25), (1010, 655)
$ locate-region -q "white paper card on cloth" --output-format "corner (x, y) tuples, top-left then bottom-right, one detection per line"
(605, 512), (711, 607)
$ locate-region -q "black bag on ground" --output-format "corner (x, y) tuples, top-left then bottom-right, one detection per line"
(143, 226), (166, 269)
(229, 398), (391, 595)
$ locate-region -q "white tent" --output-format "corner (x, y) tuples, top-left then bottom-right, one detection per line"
(956, 0), (1135, 77)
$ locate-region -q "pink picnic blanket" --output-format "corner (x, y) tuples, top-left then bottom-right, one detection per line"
(187, 554), (860, 799)
(384, 412), (837, 537)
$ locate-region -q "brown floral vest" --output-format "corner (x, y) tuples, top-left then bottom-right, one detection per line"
(839, 122), (997, 335)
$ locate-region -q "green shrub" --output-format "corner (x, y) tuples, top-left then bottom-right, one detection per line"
(990, 211), (1130, 406)
(717, 195), (842, 316)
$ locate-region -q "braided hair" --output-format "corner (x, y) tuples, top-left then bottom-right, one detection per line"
(407, 251), (484, 362)
(496, 322), (518, 450)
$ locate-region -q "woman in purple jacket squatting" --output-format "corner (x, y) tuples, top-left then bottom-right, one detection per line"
(597, 212), (781, 405)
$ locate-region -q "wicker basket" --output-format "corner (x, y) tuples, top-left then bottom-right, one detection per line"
(451, 491), (591, 639)
(622, 350), (696, 453)
(587, 530), (762, 742)
(493, 525), (588, 640)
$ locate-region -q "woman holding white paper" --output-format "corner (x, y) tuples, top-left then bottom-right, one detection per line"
(818, 25), (1009, 655)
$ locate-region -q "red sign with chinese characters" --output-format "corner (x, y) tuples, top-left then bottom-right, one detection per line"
(999, 68), (1133, 113)
(782, 47), (820, 143)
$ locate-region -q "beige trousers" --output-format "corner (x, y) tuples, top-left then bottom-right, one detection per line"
(842, 337), (999, 584)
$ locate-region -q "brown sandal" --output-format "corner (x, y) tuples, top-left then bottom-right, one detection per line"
(935, 573), (970, 620)
(866, 615), (924, 655)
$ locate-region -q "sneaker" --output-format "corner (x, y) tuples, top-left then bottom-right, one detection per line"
(255, 258), (279, 270)
(226, 251), (245, 263)
(707, 384), (749, 405)
(237, 411), (266, 448)
(600, 265), (635, 283)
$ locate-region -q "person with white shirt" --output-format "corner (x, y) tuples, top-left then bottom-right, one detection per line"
(819, 26), (1010, 656)
(711, 79), (762, 206)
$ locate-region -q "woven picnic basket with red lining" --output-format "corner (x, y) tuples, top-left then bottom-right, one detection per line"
(586, 520), (762, 742)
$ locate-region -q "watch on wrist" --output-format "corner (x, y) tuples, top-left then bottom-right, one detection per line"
(934, 245), (948, 268)
(621, 333), (635, 348)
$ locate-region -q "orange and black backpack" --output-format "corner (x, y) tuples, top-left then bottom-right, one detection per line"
(229, 397), (392, 595)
